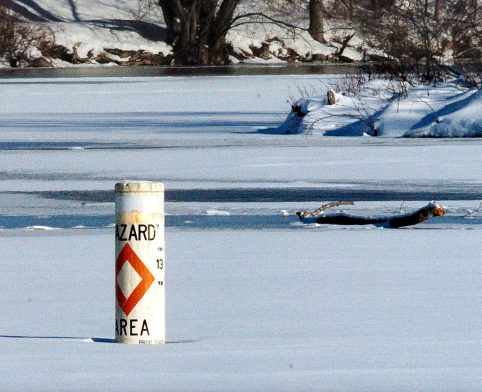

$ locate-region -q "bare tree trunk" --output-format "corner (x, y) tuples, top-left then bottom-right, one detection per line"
(347, 0), (354, 19)
(309, 0), (325, 43)
(434, 0), (440, 21)
(158, 0), (179, 45)
(158, 0), (238, 65)
(424, 0), (429, 16)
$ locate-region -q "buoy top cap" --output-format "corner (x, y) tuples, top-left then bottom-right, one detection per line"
(115, 182), (164, 193)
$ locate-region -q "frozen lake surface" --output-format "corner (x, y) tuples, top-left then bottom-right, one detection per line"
(0, 74), (481, 391)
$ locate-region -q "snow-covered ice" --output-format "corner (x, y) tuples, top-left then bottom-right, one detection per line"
(0, 74), (481, 391)
(1, 229), (482, 391)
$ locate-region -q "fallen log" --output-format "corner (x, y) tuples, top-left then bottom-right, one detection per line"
(297, 202), (445, 228)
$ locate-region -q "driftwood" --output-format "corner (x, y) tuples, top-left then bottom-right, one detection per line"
(297, 202), (445, 228)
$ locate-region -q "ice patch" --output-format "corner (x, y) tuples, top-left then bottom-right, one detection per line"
(204, 209), (231, 216)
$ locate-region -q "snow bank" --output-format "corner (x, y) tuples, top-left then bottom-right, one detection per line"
(7, 0), (172, 62)
(52, 22), (172, 59)
(274, 79), (396, 136)
(274, 80), (482, 138)
(225, 2), (348, 63)
(227, 19), (358, 63)
(415, 88), (482, 137)
(376, 83), (481, 138)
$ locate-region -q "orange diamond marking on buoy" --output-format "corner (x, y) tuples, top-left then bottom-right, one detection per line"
(116, 243), (155, 316)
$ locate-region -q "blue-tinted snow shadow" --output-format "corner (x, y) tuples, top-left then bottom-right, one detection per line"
(12, 0), (166, 41)
(410, 92), (477, 130)
(91, 338), (203, 344)
(321, 103), (391, 136)
(0, 334), (115, 343)
(11, 0), (64, 22)
(0, 335), (201, 345)
(322, 119), (369, 136)
(91, 337), (116, 343)
(252, 126), (289, 135)
(254, 119), (368, 136)
(83, 19), (167, 42)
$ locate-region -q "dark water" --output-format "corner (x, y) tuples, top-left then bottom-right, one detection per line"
(0, 213), (478, 230)
(0, 61), (478, 79)
(39, 186), (482, 203)
(0, 63), (357, 79)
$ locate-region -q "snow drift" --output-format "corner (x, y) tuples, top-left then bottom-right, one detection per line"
(273, 80), (481, 138)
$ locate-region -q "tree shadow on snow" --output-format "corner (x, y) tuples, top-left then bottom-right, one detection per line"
(0, 334), (115, 343)
(66, 0), (80, 21)
(255, 118), (369, 136)
(11, 0), (63, 22)
(321, 119), (369, 136)
(11, 0), (166, 42)
(410, 92), (477, 130)
(254, 127), (286, 134)
(83, 19), (167, 42)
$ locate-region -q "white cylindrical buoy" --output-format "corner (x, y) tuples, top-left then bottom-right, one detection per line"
(114, 182), (165, 344)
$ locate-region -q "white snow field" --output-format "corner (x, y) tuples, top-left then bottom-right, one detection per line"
(0, 74), (481, 391)
(1, 229), (482, 391)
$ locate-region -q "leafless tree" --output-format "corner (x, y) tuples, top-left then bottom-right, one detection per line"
(450, 0), (481, 59)
(266, 0), (326, 43)
(158, 0), (241, 65)
(158, 0), (328, 65)
(352, 0), (481, 80)
(154, 0), (479, 66)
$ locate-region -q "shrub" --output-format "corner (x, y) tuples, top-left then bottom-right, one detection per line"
(0, 0), (53, 67)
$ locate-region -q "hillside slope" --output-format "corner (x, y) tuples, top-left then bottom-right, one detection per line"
(3, 0), (361, 67)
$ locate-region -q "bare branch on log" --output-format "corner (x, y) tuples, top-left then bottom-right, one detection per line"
(296, 201), (354, 220)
